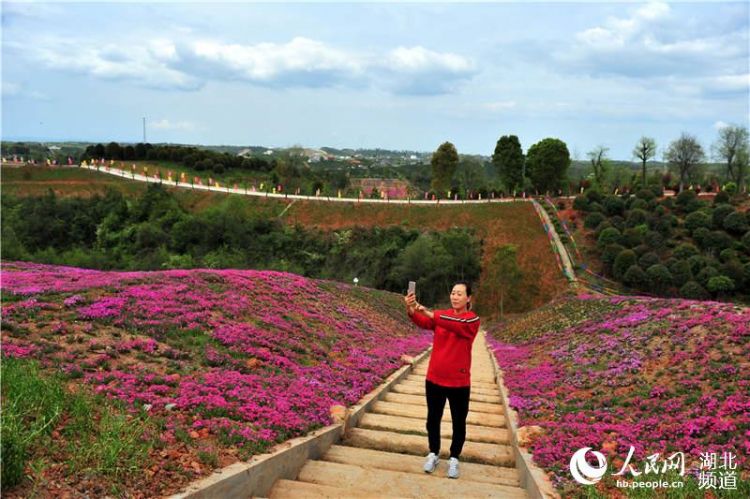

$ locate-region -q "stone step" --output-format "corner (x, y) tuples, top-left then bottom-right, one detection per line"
(404, 374), (498, 390)
(359, 413), (509, 445)
(399, 379), (499, 396)
(391, 384), (502, 404)
(370, 401), (506, 428)
(381, 392), (505, 415)
(321, 445), (521, 488)
(343, 428), (515, 467)
(296, 460), (528, 498)
(268, 479), (407, 498)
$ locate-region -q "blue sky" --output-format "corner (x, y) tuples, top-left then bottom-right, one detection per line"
(2, 1), (748, 160)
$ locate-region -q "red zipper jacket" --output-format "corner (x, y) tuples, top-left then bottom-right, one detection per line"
(409, 308), (480, 387)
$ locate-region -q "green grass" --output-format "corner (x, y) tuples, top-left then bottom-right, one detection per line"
(1, 357), (157, 493)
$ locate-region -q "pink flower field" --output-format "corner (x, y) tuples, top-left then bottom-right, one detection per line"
(487, 295), (750, 496)
(1, 260), (431, 495)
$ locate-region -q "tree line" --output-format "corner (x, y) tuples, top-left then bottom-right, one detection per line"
(1, 185), (481, 308)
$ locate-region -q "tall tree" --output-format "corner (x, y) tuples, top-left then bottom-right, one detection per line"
(633, 137), (657, 188)
(712, 124), (749, 192)
(430, 142), (459, 196)
(491, 135), (525, 192)
(587, 145), (609, 187)
(485, 244), (523, 317)
(526, 138), (570, 194)
(664, 133), (704, 193)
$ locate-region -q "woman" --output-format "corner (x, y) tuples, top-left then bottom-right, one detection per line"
(404, 281), (480, 479)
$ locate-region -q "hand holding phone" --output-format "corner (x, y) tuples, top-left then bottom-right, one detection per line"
(408, 281), (416, 295)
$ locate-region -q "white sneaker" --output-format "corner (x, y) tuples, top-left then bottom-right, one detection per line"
(423, 452), (439, 473)
(447, 457), (460, 478)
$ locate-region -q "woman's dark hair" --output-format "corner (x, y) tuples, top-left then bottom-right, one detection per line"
(452, 280), (473, 310)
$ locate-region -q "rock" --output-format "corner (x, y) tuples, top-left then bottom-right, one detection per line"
(330, 404), (348, 431)
(517, 425), (544, 447)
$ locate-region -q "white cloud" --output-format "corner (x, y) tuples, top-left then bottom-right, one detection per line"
(2, 81), (48, 100)
(17, 37), (201, 91)
(150, 119), (197, 131)
(483, 100), (516, 112)
(560, 1), (747, 80)
(13, 34), (475, 95)
(713, 120), (730, 130)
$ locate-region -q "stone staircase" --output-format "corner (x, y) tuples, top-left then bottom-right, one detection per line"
(265, 332), (529, 498)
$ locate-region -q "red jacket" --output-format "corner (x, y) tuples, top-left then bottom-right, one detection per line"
(409, 308), (480, 387)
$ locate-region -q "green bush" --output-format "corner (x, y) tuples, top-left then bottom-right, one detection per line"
(723, 211), (749, 234)
(613, 250), (638, 281)
(679, 281), (709, 299)
(623, 264), (649, 289)
(638, 252), (660, 269)
(644, 230), (664, 250)
(623, 226), (646, 248)
(696, 266), (719, 287)
(601, 243), (626, 270)
(597, 227), (622, 248)
(603, 196), (625, 216)
(584, 212), (606, 230)
(626, 208), (648, 227)
(573, 196), (589, 211)
(647, 264), (673, 293)
(712, 204), (735, 228)
(713, 190), (731, 205)
(629, 198), (649, 211)
(669, 259), (693, 287)
(707, 275), (735, 295)
(673, 243), (699, 260)
(684, 210), (712, 234)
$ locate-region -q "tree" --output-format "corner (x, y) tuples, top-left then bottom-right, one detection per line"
(664, 133), (705, 193)
(587, 145), (609, 187)
(485, 244), (523, 317)
(430, 142), (459, 196)
(712, 124), (749, 193)
(492, 135), (524, 192)
(526, 138), (570, 194)
(455, 157), (487, 196)
(633, 137), (657, 188)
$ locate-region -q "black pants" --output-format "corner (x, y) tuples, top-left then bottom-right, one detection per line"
(425, 379), (470, 459)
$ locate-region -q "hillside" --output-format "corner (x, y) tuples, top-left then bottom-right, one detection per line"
(486, 295), (750, 496)
(1, 165), (569, 314)
(0, 261), (432, 497)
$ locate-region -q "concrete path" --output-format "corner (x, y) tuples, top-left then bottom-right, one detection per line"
(265, 332), (529, 498)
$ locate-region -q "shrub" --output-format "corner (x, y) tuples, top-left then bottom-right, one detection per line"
(704, 231), (734, 254)
(629, 198), (649, 211)
(696, 266), (719, 287)
(644, 230), (664, 250)
(679, 281), (709, 300)
(685, 211), (712, 234)
(723, 211), (749, 235)
(669, 259), (693, 287)
(623, 226), (646, 248)
(647, 264), (673, 293)
(639, 252), (660, 269)
(626, 209), (648, 227)
(693, 227), (711, 249)
(707, 275), (735, 295)
(597, 227), (622, 248)
(635, 188), (656, 202)
(673, 243), (699, 260)
(713, 190), (730, 205)
(573, 196), (589, 211)
(584, 212), (606, 230)
(623, 264), (649, 289)
(613, 250), (638, 280)
(712, 204), (735, 228)
(675, 190), (697, 208)
(601, 243), (625, 270)
(603, 196), (625, 216)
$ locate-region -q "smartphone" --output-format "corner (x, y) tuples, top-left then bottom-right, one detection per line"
(408, 281), (416, 295)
